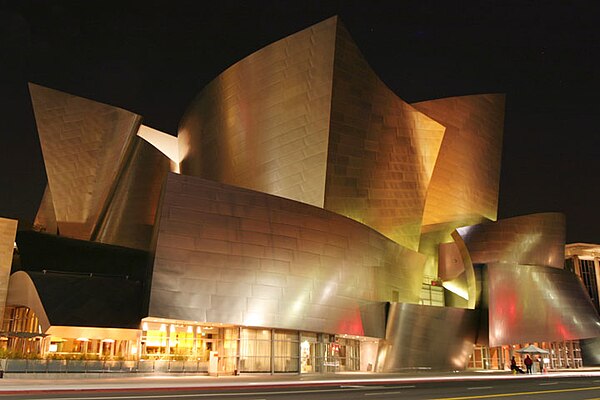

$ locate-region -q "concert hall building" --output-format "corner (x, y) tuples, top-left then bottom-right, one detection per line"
(0, 17), (598, 374)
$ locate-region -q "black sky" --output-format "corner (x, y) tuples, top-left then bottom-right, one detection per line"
(1, 0), (599, 243)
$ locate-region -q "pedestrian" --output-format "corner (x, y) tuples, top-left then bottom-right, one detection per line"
(538, 357), (544, 374)
(511, 356), (524, 374)
(524, 355), (533, 374)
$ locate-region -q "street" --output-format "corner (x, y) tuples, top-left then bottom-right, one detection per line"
(1, 374), (600, 400)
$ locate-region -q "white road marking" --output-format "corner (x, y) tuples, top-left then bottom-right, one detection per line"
(539, 382), (559, 385)
(365, 391), (407, 396)
(467, 386), (493, 390)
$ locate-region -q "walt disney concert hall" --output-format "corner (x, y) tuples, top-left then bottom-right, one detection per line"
(1, 16), (599, 374)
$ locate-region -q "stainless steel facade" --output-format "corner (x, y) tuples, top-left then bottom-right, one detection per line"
(324, 22), (445, 251)
(376, 303), (480, 371)
(457, 213), (566, 269)
(29, 83), (142, 241)
(14, 17), (600, 371)
(149, 173), (425, 336)
(413, 94), (505, 229)
(29, 84), (172, 251)
(485, 263), (600, 347)
(94, 137), (171, 250)
(178, 17), (337, 209)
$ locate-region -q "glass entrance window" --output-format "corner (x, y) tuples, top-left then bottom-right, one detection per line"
(140, 321), (221, 361)
(273, 330), (299, 372)
(337, 338), (360, 371)
(300, 332), (318, 373)
(239, 328), (270, 372)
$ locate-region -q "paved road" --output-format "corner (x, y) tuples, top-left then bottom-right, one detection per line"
(2, 375), (600, 400)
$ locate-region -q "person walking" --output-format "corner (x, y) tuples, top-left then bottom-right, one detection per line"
(524, 355), (533, 374)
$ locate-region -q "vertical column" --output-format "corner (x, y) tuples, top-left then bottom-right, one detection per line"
(270, 328), (275, 375)
(297, 332), (302, 374)
(574, 256), (581, 277)
(0, 218), (17, 327)
(594, 257), (600, 311)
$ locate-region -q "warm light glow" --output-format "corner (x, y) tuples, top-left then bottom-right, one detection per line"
(76, 337), (89, 342)
(442, 280), (468, 300)
(137, 124), (180, 171)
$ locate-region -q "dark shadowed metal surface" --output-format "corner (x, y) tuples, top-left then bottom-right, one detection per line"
(376, 302), (480, 371)
(581, 337), (600, 365)
(94, 137), (170, 250)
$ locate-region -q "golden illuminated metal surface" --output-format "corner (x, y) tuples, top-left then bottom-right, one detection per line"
(457, 213), (566, 268)
(376, 303), (480, 371)
(178, 18), (447, 251)
(149, 173), (426, 336)
(439, 247), (468, 308)
(0, 218), (18, 323)
(94, 137), (171, 250)
(33, 185), (57, 234)
(451, 230), (478, 308)
(178, 17), (337, 208)
(413, 94), (505, 228)
(485, 262), (600, 347)
(29, 83), (141, 240)
(324, 22), (445, 251)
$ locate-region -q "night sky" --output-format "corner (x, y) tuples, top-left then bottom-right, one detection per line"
(1, 1), (599, 243)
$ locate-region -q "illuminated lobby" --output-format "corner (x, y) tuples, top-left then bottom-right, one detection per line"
(0, 16), (598, 374)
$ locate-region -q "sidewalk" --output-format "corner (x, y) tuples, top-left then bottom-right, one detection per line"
(1, 369), (600, 394)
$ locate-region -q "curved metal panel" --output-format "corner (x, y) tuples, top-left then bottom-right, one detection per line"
(457, 213), (566, 268)
(5, 271), (51, 332)
(178, 17), (337, 208)
(94, 137), (170, 250)
(377, 303), (480, 371)
(149, 173), (426, 336)
(0, 218), (18, 322)
(29, 83), (141, 240)
(413, 94), (505, 228)
(486, 263), (600, 347)
(178, 18), (447, 251)
(324, 23), (446, 251)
